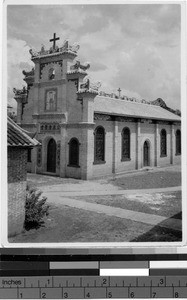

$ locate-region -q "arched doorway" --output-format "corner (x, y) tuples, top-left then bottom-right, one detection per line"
(143, 140), (150, 167)
(47, 138), (56, 173)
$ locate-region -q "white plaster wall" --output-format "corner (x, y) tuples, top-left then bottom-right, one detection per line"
(67, 81), (83, 123)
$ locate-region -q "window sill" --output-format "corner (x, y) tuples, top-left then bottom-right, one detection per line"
(175, 153), (181, 156)
(93, 161), (106, 165)
(121, 158), (131, 162)
(67, 164), (80, 168)
(160, 154), (167, 158)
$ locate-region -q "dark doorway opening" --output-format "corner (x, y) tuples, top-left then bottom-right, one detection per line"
(143, 140), (150, 167)
(47, 138), (56, 173)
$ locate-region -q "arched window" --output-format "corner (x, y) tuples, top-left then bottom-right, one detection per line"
(69, 138), (80, 167)
(94, 126), (105, 163)
(176, 129), (181, 155)
(121, 127), (131, 161)
(48, 68), (55, 80)
(160, 129), (167, 157)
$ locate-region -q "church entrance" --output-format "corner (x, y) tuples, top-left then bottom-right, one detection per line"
(143, 140), (150, 167)
(47, 138), (56, 173)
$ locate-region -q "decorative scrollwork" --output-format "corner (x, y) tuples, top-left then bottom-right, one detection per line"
(40, 122), (60, 132)
(80, 78), (101, 92)
(70, 42), (80, 53)
(29, 38), (80, 58)
(13, 86), (28, 96)
(94, 113), (112, 121)
(29, 48), (40, 57)
(22, 68), (35, 77)
(70, 60), (90, 71)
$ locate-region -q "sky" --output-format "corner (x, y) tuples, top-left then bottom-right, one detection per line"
(7, 3), (181, 110)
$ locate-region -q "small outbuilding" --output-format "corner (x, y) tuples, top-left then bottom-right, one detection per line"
(7, 117), (40, 237)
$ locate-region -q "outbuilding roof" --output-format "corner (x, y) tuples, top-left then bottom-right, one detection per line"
(94, 96), (181, 122)
(7, 117), (40, 147)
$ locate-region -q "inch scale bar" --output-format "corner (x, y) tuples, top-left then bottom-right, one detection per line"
(1, 257), (187, 298)
(0, 276), (187, 298)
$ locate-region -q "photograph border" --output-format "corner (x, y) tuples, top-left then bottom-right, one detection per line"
(1, 0), (186, 253)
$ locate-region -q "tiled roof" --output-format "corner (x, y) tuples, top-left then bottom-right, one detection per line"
(94, 96), (181, 122)
(7, 117), (40, 147)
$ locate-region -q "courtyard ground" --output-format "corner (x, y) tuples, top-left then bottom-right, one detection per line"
(9, 165), (182, 243)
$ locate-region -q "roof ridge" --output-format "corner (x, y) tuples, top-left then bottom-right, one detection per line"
(97, 95), (154, 107)
(94, 96), (181, 121)
(7, 117), (40, 147)
(8, 117), (38, 144)
(96, 95), (180, 115)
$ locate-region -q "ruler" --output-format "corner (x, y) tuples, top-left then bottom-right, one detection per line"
(1, 253), (187, 298)
(0, 275), (187, 298)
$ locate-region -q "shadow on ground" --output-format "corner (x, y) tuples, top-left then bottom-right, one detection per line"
(130, 212), (182, 242)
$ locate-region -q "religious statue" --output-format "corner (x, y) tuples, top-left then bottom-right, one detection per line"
(45, 90), (56, 111)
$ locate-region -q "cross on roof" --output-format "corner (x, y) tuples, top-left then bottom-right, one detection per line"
(118, 88), (121, 97)
(49, 33), (60, 49)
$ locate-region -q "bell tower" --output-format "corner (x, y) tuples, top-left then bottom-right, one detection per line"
(29, 34), (79, 119)
(13, 34), (101, 179)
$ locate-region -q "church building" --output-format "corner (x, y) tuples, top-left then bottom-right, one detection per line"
(14, 34), (181, 180)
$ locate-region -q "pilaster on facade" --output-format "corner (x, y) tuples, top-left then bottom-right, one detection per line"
(80, 127), (94, 180)
(34, 62), (40, 83)
(136, 119), (141, 169)
(154, 122), (159, 166)
(112, 120), (118, 174)
(60, 126), (67, 177)
(170, 123), (175, 164)
(77, 91), (97, 123)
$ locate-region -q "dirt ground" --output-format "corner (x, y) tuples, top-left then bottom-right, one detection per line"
(9, 204), (182, 243)
(9, 165), (182, 243)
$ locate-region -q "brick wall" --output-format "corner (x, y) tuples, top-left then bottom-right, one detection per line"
(8, 147), (27, 237)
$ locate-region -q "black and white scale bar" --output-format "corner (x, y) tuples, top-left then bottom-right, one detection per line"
(149, 260), (187, 276)
(50, 269), (99, 276)
(0, 269), (99, 277)
(50, 261), (99, 276)
(150, 269), (187, 276)
(2, 254), (187, 261)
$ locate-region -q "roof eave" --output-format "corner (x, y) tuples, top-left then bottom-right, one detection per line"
(94, 111), (181, 122)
